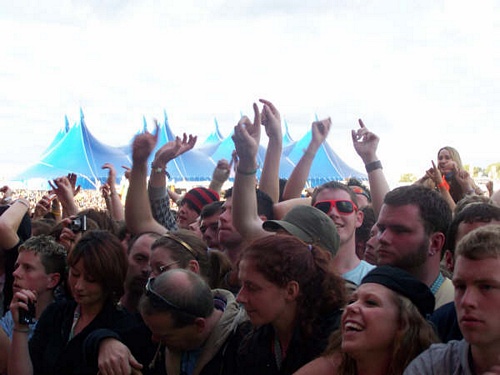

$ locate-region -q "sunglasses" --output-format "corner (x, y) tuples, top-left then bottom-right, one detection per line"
(349, 186), (370, 199)
(313, 200), (358, 215)
(145, 277), (183, 311)
(162, 233), (197, 259)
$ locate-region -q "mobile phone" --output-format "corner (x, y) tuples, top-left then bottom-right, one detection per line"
(19, 299), (36, 325)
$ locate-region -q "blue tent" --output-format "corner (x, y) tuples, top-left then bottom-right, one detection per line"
(282, 119), (296, 156)
(285, 130), (366, 186)
(14, 111), (132, 189)
(197, 118), (224, 156)
(39, 116), (71, 158)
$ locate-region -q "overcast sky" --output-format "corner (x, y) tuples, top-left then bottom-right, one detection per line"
(1, 0), (499, 187)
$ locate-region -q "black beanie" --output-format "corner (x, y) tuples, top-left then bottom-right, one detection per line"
(361, 265), (435, 317)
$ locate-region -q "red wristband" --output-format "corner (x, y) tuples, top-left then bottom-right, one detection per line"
(437, 178), (450, 191)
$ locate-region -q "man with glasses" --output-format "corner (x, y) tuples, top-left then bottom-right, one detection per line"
(86, 269), (248, 375)
(375, 184), (453, 309)
(311, 181), (375, 285)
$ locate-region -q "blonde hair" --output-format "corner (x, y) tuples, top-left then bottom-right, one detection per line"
(438, 146), (464, 170)
(456, 224), (500, 260)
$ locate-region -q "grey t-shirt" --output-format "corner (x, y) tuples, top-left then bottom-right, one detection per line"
(403, 340), (473, 375)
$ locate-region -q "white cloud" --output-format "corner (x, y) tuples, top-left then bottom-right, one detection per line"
(1, 0), (499, 185)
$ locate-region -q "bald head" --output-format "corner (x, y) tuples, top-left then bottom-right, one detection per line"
(140, 269), (214, 327)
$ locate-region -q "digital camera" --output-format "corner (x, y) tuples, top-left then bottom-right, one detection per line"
(69, 215), (87, 233)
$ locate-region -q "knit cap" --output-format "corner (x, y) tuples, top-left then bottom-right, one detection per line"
(182, 188), (220, 214)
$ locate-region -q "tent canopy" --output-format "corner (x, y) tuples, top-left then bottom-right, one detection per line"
(14, 111), (365, 189)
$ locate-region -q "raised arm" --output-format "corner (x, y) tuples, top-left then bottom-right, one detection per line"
(125, 125), (167, 235)
(426, 160), (456, 211)
(48, 175), (79, 218)
(208, 159), (231, 194)
(351, 119), (390, 218)
(0, 198), (31, 250)
(8, 289), (36, 375)
(257, 99), (283, 203)
(232, 103), (269, 241)
(102, 163), (125, 221)
(148, 131), (197, 231)
(282, 118), (331, 200)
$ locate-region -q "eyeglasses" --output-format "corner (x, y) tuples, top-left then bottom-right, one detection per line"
(145, 277), (183, 311)
(158, 261), (179, 274)
(162, 233), (197, 259)
(314, 200), (358, 215)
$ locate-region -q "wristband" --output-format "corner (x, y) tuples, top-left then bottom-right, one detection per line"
(437, 178), (450, 191)
(13, 327), (30, 333)
(237, 167), (257, 176)
(365, 160), (383, 173)
(151, 163), (170, 179)
(151, 163), (165, 173)
(16, 199), (30, 210)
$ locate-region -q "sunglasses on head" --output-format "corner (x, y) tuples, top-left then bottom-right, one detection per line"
(349, 186), (370, 199)
(313, 200), (358, 215)
(145, 277), (182, 310)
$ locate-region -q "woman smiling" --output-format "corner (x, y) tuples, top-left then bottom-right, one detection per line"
(295, 266), (438, 375)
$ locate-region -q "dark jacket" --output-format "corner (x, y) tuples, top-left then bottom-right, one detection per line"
(29, 299), (133, 375)
(236, 311), (341, 375)
(84, 289), (251, 375)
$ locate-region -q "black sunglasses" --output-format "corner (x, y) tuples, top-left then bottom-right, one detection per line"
(313, 199), (358, 215)
(145, 277), (183, 311)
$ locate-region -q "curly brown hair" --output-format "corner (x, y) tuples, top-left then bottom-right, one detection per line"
(238, 235), (346, 340)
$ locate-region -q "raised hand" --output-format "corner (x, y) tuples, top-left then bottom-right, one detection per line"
(231, 103), (261, 168)
(426, 160), (444, 186)
(0, 185), (13, 204)
(153, 132), (197, 167)
(32, 194), (55, 220)
(66, 173), (81, 197)
(260, 99), (282, 140)
(49, 176), (75, 204)
(455, 169), (474, 192)
(351, 119), (379, 164)
(132, 123), (159, 164)
(102, 163), (117, 186)
(311, 118), (331, 147)
(177, 132), (197, 155)
(212, 159), (231, 183)
(100, 183), (111, 200)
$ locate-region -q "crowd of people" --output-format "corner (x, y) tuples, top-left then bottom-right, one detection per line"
(0, 99), (499, 374)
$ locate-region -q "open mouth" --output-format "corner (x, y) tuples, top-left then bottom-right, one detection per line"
(344, 322), (363, 332)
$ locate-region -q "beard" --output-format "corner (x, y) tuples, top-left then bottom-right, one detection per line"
(391, 238), (429, 272)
